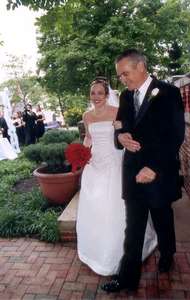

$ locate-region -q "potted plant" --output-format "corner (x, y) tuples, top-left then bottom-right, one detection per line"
(24, 129), (91, 205)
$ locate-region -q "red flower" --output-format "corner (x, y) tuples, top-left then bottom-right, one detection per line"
(65, 143), (91, 172)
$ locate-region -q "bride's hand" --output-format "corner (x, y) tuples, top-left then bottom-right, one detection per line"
(83, 134), (92, 148)
(113, 121), (122, 129)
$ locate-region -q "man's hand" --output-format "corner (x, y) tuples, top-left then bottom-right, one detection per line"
(118, 133), (141, 152)
(136, 167), (156, 183)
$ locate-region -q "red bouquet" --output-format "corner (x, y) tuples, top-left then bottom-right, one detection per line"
(65, 143), (91, 172)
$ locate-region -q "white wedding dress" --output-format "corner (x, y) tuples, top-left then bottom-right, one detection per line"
(77, 121), (157, 276)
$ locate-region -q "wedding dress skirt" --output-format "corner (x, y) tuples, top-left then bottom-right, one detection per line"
(77, 121), (157, 276)
(0, 138), (18, 160)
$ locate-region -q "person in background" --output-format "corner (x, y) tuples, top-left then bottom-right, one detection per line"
(12, 111), (25, 146)
(22, 104), (37, 145)
(35, 104), (45, 141)
(0, 111), (10, 141)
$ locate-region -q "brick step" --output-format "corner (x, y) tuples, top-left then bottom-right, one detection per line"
(58, 192), (79, 242)
(60, 231), (77, 242)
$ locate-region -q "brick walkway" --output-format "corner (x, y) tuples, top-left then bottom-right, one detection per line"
(0, 238), (190, 299)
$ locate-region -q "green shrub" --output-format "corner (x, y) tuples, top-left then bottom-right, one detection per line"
(64, 107), (84, 126)
(36, 211), (60, 242)
(0, 198), (60, 241)
(0, 209), (20, 237)
(13, 188), (47, 212)
(41, 142), (69, 173)
(0, 158), (37, 205)
(23, 140), (72, 172)
(23, 129), (80, 173)
(23, 143), (42, 163)
(40, 129), (79, 144)
(0, 157), (36, 177)
(3, 210), (39, 236)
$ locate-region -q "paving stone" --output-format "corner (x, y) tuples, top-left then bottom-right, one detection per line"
(22, 294), (36, 300)
(58, 289), (72, 300)
(0, 189), (189, 299)
(49, 278), (65, 296)
(35, 295), (58, 300)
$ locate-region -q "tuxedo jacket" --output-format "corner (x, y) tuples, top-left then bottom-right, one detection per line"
(0, 117), (9, 139)
(115, 78), (185, 208)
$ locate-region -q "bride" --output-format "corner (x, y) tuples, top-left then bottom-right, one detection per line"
(76, 78), (157, 276)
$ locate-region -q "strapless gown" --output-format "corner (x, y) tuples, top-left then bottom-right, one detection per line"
(77, 121), (157, 275)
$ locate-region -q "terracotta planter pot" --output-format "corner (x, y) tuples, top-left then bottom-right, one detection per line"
(33, 166), (82, 205)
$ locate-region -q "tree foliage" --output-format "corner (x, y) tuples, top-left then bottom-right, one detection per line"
(6, 0), (66, 10)
(6, 0), (190, 96)
(35, 0), (190, 96)
(0, 55), (50, 109)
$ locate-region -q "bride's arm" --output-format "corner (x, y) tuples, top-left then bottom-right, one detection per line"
(83, 112), (92, 147)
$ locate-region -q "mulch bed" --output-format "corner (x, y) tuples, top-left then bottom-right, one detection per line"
(13, 176), (39, 193)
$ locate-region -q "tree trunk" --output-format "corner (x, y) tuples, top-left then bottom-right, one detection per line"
(58, 96), (68, 128)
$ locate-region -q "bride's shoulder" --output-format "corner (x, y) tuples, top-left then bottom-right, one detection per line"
(83, 110), (94, 123)
(107, 105), (118, 116)
(108, 105), (118, 112)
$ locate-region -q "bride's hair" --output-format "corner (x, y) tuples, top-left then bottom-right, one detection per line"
(90, 77), (109, 95)
(89, 76), (119, 107)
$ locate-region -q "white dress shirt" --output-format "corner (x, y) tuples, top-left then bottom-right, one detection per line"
(137, 75), (153, 107)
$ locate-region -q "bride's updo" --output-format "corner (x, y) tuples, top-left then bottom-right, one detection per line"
(90, 77), (109, 96)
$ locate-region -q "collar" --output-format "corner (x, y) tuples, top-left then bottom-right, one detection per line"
(137, 75), (153, 105)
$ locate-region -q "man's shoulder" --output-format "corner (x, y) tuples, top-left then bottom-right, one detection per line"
(156, 79), (180, 94)
(120, 88), (133, 99)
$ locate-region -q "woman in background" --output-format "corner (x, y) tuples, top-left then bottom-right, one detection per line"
(12, 111), (25, 146)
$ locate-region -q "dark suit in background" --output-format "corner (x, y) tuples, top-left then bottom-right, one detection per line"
(0, 116), (10, 141)
(22, 107), (37, 145)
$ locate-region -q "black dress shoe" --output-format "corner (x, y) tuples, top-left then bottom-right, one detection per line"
(158, 256), (174, 273)
(101, 278), (137, 293)
(101, 279), (122, 293)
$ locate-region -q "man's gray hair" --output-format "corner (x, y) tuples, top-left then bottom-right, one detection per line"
(115, 48), (147, 68)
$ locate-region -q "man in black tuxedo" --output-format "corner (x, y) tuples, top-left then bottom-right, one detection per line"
(0, 112), (10, 141)
(102, 49), (185, 292)
(22, 104), (37, 145)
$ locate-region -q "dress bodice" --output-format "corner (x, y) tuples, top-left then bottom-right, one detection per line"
(88, 121), (122, 166)
(89, 121), (114, 146)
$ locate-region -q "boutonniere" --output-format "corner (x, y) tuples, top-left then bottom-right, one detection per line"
(148, 88), (159, 101)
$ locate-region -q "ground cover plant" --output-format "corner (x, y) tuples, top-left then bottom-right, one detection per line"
(0, 155), (63, 242)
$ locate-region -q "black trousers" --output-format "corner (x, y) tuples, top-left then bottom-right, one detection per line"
(118, 198), (176, 288)
(25, 127), (36, 145)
